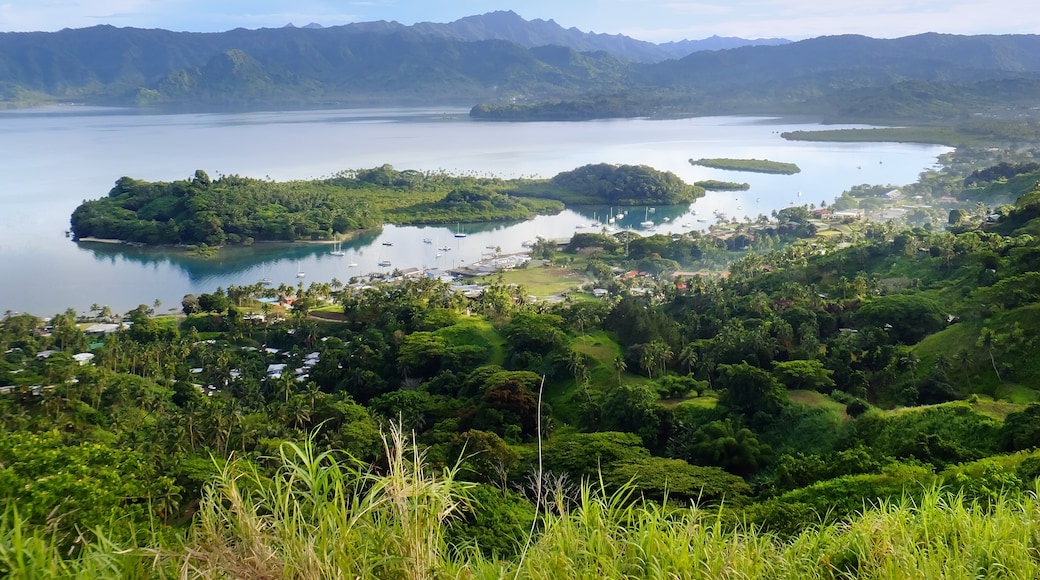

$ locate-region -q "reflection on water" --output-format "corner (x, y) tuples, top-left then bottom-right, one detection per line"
(0, 108), (950, 315)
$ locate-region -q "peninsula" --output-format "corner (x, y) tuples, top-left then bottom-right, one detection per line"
(69, 164), (704, 247)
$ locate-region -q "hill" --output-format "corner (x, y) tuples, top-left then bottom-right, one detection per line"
(0, 25), (631, 108)
(406, 10), (788, 62)
(477, 33), (1040, 122)
(14, 155), (1040, 574)
(3, 19), (1040, 124)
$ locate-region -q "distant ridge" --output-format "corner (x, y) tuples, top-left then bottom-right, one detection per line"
(1, 13), (1038, 122)
(407, 10), (789, 62)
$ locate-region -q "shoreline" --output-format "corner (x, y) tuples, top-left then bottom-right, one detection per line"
(75, 228), (380, 252)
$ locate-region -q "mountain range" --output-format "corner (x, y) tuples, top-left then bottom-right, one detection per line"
(1, 11), (1039, 123)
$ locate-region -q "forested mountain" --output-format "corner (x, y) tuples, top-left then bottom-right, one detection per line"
(2, 15), (1039, 120)
(639, 33), (1040, 97)
(0, 24), (632, 107)
(477, 33), (1040, 121)
(403, 10), (788, 62)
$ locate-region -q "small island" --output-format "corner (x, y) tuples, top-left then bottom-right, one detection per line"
(694, 180), (751, 191)
(69, 164), (703, 248)
(780, 127), (968, 145)
(689, 158), (801, 175)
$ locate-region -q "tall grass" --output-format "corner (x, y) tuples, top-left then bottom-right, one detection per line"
(181, 424), (471, 579)
(7, 430), (1040, 578)
(0, 505), (155, 579)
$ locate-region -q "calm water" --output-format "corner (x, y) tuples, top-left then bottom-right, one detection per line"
(0, 106), (949, 316)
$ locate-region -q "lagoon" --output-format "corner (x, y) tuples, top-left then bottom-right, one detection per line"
(0, 106), (949, 316)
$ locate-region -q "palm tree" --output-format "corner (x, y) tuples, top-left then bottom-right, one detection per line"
(899, 351), (920, 390)
(977, 328), (1002, 381)
(641, 340), (673, 379)
(613, 355), (627, 386)
(639, 346), (655, 379)
(679, 343), (699, 375)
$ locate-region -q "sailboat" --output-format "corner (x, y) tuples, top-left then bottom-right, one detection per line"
(329, 241), (345, 256)
(259, 264), (273, 285)
(454, 223), (467, 238)
(296, 261), (306, 278)
(640, 207), (654, 228)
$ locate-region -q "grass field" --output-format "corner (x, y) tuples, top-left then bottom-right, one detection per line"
(970, 394), (1028, 420)
(788, 389), (850, 419)
(478, 263), (589, 297)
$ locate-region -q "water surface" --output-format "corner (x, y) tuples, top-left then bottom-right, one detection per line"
(0, 107), (948, 315)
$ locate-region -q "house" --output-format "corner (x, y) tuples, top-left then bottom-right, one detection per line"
(399, 267), (422, 279)
(83, 322), (129, 336)
(831, 210), (863, 219)
(267, 363), (288, 377)
(72, 352), (95, 365)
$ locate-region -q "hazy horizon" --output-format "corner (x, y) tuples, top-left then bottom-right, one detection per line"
(1, 1), (1037, 43)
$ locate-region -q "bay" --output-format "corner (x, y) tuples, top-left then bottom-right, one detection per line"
(0, 106), (949, 316)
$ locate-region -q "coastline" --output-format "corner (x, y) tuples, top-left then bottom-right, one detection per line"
(75, 228), (381, 253)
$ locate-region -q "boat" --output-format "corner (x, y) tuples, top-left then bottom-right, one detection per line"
(439, 245), (452, 252)
(329, 241), (345, 256)
(486, 245), (497, 250)
(347, 262), (359, 268)
(663, 217), (670, 223)
(640, 207), (654, 228)
(423, 238), (433, 244)
(521, 240), (535, 248)
(260, 277), (273, 285)
(382, 241), (393, 247)
(454, 223), (467, 238)
(296, 261), (306, 278)
(436, 253), (443, 258)
(378, 259), (392, 267)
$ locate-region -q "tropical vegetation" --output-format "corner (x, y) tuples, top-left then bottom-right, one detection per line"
(69, 163), (696, 246)
(690, 158), (801, 175)
(10, 149), (1040, 575)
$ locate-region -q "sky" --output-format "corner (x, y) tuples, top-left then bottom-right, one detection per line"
(0, 0), (1037, 41)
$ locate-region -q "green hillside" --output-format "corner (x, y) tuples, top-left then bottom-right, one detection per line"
(14, 157), (1040, 575)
